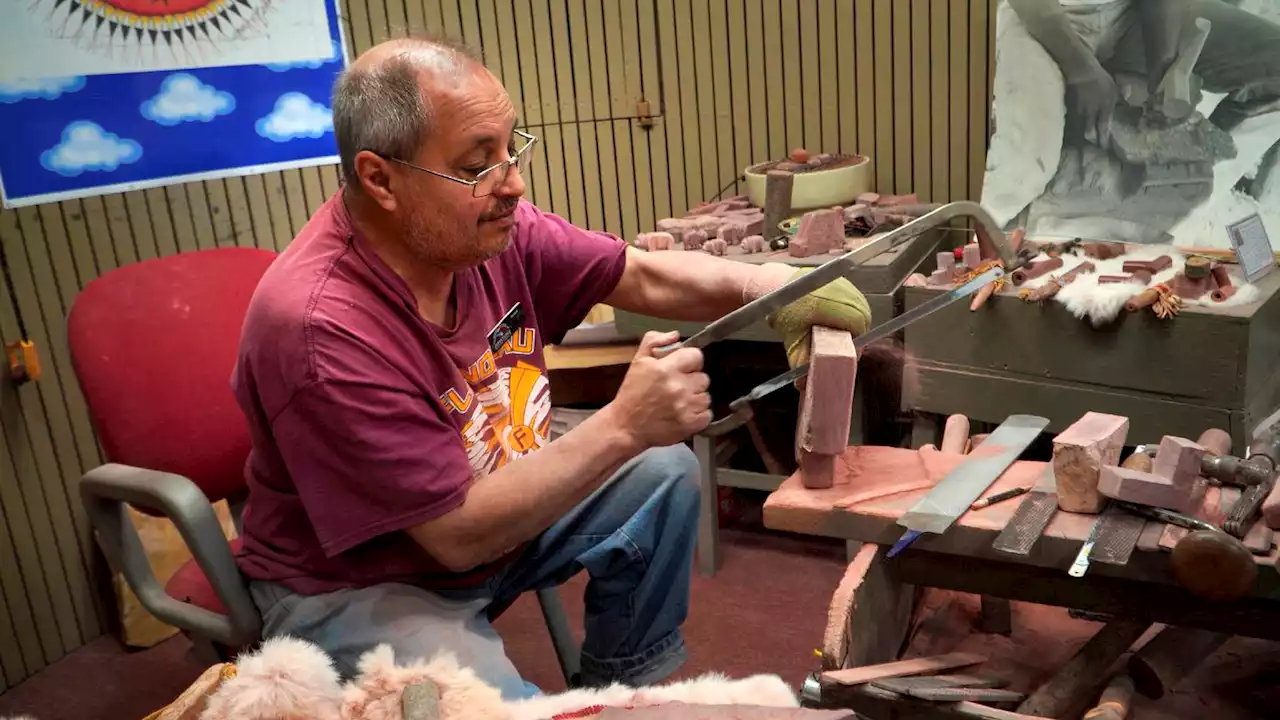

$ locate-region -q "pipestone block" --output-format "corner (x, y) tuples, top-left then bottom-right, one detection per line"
(788, 207), (845, 258)
(702, 238), (728, 256)
(718, 223), (747, 246)
(936, 251), (956, 271)
(741, 235), (767, 253)
(961, 243), (982, 269)
(1052, 412), (1130, 513)
(683, 229), (707, 251)
(929, 268), (954, 285)
(1099, 465), (1201, 514)
(740, 212), (765, 237)
(1153, 436), (1207, 489)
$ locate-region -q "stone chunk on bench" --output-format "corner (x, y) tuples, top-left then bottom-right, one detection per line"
(1099, 465), (1204, 514)
(1152, 435), (1207, 490)
(1053, 412), (1129, 513)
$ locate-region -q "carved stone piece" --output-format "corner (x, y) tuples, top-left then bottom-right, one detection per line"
(741, 234), (767, 253)
(683, 229), (707, 251)
(702, 238), (728, 256)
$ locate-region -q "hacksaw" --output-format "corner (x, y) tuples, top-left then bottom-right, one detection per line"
(888, 414), (1050, 557)
(657, 201), (1019, 436)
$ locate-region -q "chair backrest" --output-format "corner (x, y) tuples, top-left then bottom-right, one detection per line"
(68, 247), (277, 503)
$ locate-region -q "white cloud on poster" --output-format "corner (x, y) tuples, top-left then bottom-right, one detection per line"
(264, 38), (344, 72)
(41, 121), (142, 177)
(256, 93), (333, 142)
(141, 74), (236, 126)
(0, 76), (85, 103)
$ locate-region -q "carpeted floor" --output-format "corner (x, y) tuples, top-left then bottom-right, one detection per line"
(0, 527), (850, 720)
(4, 523), (1279, 720)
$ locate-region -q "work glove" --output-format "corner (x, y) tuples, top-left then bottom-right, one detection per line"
(746, 264), (872, 368)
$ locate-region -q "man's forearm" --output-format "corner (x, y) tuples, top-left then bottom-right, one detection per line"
(1135, 0), (1187, 92)
(606, 247), (792, 322)
(1007, 0), (1103, 82)
(408, 404), (641, 571)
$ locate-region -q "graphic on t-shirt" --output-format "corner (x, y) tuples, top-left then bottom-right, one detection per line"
(439, 327), (551, 477)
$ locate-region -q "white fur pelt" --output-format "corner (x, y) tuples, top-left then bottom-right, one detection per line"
(1013, 242), (1261, 327)
(201, 636), (346, 720)
(507, 673), (799, 720)
(192, 634), (797, 720)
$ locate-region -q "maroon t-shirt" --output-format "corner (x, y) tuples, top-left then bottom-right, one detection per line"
(232, 195), (628, 595)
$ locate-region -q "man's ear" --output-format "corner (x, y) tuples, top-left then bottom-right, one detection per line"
(354, 150), (398, 212)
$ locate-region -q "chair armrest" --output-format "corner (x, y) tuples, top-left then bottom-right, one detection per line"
(80, 463), (261, 647)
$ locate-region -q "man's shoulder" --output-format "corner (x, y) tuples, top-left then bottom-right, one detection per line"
(239, 199), (400, 382)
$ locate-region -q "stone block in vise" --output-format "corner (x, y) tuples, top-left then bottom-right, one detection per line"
(1052, 412), (1129, 513)
(796, 327), (858, 489)
(1099, 465), (1205, 514)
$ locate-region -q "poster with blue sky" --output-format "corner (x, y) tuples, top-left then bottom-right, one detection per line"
(0, 0), (346, 208)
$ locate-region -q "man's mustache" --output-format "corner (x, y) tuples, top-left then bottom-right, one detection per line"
(481, 199), (518, 221)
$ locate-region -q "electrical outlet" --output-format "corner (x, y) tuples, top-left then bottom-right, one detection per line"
(5, 340), (40, 384)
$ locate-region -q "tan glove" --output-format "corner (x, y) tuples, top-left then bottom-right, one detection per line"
(745, 264), (872, 367)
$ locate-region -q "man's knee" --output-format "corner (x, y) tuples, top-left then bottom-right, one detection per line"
(631, 444), (701, 514)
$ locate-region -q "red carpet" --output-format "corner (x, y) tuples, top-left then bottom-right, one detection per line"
(0, 528), (848, 720)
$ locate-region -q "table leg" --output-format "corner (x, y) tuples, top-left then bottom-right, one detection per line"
(980, 596), (1013, 636)
(693, 434), (720, 576)
(823, 543), (918, 671)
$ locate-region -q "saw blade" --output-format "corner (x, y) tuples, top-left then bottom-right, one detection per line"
(728, 266), (1004, 411)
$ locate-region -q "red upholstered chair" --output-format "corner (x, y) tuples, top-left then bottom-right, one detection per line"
(69, 247), (275, 652)
(68, 247), (580, 681)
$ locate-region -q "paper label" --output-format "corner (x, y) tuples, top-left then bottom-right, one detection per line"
(1226, 214), (1277, 283)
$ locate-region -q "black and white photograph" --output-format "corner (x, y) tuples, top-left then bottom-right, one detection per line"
(983, 0), (1280, 250)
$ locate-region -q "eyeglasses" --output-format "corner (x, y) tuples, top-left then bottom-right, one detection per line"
(379, 130), (538, 198)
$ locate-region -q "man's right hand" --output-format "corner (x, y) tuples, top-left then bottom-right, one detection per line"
(610, 330), (712, 449)
(1066, 61), (1119, 150)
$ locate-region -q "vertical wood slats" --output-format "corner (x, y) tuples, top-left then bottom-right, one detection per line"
(0, 0), (997, 691)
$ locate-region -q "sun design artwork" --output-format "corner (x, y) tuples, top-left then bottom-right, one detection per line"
(30, 0), (272, 60)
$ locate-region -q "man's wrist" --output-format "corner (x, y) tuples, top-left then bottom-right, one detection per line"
(589, 403), (647, 459)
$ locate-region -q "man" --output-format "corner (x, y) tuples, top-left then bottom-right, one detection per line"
(231, 36), (870, 700)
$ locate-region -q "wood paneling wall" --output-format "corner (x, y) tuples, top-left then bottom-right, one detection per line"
(0, 0), (997, 691)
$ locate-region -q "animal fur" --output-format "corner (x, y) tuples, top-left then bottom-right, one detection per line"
(507, 672), (799, 720)
(1016, 243), (1260, 326)
(192, 636), (798, 720)
(341, 645), (510, 720)
(200, 636), (346, 720)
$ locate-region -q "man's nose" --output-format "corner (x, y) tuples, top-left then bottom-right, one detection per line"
(494, 163), (526, 199)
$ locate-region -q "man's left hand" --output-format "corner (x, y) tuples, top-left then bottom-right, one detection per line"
(749, 265), (871, 368)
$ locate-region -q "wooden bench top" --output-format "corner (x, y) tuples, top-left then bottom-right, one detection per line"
(762, 445), (1280, 592)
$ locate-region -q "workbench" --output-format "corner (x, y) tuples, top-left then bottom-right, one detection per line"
(763, 444), (1280, 717)
(616, 229), (947, 576)
(903, 270), (1280, 456)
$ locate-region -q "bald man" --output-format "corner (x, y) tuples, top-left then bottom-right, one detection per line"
(231, 37), (870, 699)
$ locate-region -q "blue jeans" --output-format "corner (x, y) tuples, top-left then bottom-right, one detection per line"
(248, 444), (701, 701)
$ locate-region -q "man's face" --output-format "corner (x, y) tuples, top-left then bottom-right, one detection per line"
(376, 66), (526, 270)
